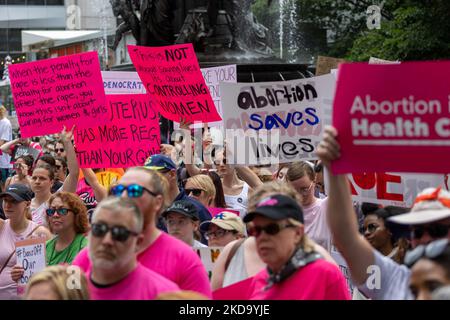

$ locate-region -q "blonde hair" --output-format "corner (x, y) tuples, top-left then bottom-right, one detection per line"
(0, 105), (6, 118)
(248, 181), (315, 252)
(286, 161), (316, 182)
(186, 174), (216, 205)
(25, 265), (89, 300)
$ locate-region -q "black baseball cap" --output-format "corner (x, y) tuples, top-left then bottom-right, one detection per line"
(162, 200), (200, 221)
(0, 184), (34, 202)
(244, 194), (304, 223)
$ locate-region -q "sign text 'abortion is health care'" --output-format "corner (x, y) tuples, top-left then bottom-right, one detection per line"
(333, 61), (450, 174)
(9, 52), (108, 137)
(127, 44), (222, 123)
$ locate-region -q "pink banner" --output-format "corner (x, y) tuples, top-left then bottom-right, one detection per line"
(208, 207), (241, 217)
(332, 61), (450, 174)
(9, 52), (108, 138)
(127, 44), (222, 123)
(74, 94), (160, 168)
(212, 277), (255, 300)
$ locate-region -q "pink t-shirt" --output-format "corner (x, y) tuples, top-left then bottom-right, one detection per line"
(88, 264), (179, 300)
(303, 197), (332, 252)
(249, 259), (351, 300)
(73, 232), (212, 298)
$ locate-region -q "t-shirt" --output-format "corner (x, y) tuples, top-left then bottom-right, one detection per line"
(88, 263), (180, 300)
(357, 249), (413, 300)
(0, 118), (12, 169)
(73, 232), (212, 298)
(249, 259), (351, 300)
(76, 178), (97, 222)
(303, 197), (332, 252)
(46, 234), (88, 266)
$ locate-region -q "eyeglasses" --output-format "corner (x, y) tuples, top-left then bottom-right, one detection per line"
(46, 208), (71, 217)
(91, 222), (139, 242)
(404, 238), (449, 267)
(248, 222), (296, 238)
(185, 188), (204, 197)
(13, 163), (23, 169)
(56, 148), (65, 153)
(109, 184), (159, 198)
(297, 182), (314, 196)
(363, 223), (380, 233)
(411, 224), (450, 240)
(205, 229), (234, 240)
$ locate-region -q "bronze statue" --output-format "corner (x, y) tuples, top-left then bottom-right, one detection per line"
(109, 0), (141, 50)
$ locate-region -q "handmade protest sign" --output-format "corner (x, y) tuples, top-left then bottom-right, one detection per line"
(330, 245), (354, 296)
(74, 94), (160, 168)
(333, 61), (450, 174)
(102, 71), (146, 94)
(9, 52), (108, 138)
(221, 74), (335, 165)
(95, 170), (123, 189)
(194, 247), (222, 279)
(315, 56), (346, 76)
(12, 145), (41, 162)
(15, 237), (46, 295)
(127, 44), (222, 123)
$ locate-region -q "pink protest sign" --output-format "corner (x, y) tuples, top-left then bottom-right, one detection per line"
(208, 208), (240, 217)
(332, 61), (450, 174)
(9, 52), (108, 138)
(127, 44), (222, 123)
(74, 94), (160, 168)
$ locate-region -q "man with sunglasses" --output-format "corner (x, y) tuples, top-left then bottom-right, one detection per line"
(87, 197), (179, 300)
(73, 166), (212, 298)
(317, 125), (450, 300)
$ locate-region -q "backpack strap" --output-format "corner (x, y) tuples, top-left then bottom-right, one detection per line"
(224, 238), (245, 273)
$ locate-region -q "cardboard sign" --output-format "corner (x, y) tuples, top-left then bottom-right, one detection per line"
(194, 247), (222, 279)
(9, 52), (108, 138)
(15, 237), (46, 295)
(332, 61), (450, 174)
(316, 56), (346, 76)
(212, 277), (255, 300)
(102, 71), (146, 94)
(95, 170), (123, 189)
(74, 94), (160, 168)
(221, 74), (335, 164)
(208, 208), (240, 217)
(128, 44), (222, 123)
(12, 145), (41, 162)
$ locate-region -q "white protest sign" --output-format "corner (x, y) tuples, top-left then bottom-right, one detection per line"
(330, 245), (355, 296)
(194, 246), (223, 279)
(324, 168), (446, 207)
(368, 57), (400, 64)
(220, 74), (335, 165)
(15, 237), (46, 295)
(102, 71), (146, 94)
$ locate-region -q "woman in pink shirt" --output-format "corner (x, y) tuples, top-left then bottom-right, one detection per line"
(243, 182), (350, 300)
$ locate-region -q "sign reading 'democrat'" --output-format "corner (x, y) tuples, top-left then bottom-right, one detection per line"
(74, 94), (160, 168)
(9, 52), (108, 138)
(220, 74), (335, 164)
(15, 237), (46, 295)
(333, 61), (450, 174)
(102, 71), (146, 94)
(128, 44), (222, 123)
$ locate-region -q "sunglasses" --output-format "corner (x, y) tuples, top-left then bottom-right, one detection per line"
(13, 163), (23, 169)
(91, 222), (139, 242)
(56, 148), (65, 153)
(404, 238), (449, 267)
(185, 188), (203, 197)
(248, 222), (296, 238)
(109, 184), (159, 198)
(46, 208), (71, 217)
(363, 223), (380, 233)
(411, 224), (450, 240)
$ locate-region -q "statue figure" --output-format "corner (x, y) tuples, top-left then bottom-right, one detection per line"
(139, 0), (177, 46)
(109, 0), (141, 50)
(2, 56), (11, 81)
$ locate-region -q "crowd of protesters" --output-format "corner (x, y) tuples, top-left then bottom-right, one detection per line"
(0, 118), (449, 301)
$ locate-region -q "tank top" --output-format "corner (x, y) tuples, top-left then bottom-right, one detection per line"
(224, 183), (249, 219)
(222, 243), (248, 287)
(31, 201), (49, 228)
(0, 220), (39, 300)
